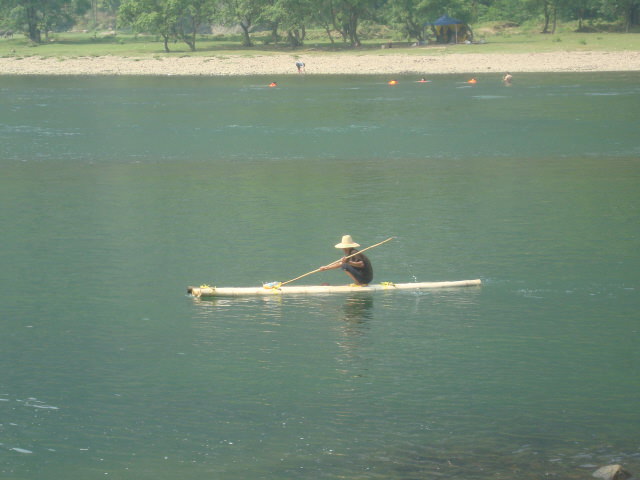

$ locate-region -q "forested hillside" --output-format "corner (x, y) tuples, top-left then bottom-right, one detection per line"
(1, 0), (638, 51)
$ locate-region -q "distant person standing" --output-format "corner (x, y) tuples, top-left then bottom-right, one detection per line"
(295, 60), (305, 73)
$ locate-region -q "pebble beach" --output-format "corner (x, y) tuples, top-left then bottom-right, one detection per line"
(1, 50), (639, 75)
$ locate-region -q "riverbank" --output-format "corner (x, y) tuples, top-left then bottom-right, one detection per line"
(1, 50), (639, 75)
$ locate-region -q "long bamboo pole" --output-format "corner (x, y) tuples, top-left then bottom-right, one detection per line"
(278, 237), (395, 287)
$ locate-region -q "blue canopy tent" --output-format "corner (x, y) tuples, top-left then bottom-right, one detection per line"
(431, 14), (464, 25)
(425, 15), (472, 44)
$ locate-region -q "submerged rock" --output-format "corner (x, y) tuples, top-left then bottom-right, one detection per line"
(592, 465), (632, 480)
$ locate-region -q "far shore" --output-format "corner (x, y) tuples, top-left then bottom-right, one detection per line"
(1, 50), (639, 76)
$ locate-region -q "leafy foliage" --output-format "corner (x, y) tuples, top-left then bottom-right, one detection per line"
(1, 0), (638, 45)
(1, 0), (91, 42)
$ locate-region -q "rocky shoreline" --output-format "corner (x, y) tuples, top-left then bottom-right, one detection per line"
(1, 50), (639, 76)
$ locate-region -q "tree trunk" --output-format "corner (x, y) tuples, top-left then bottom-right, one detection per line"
(405, 19), (422, 41)
(577, 9), (583, 31)
(26, 5), (41, 43)
(340, 26), (348, 43)
(183, 17), (197, 51)
(287, 30), (300, 47)
(323, 25), (335, 44)
(163, 35), (170, 52)
(350, 30), (361, 47)
(332, 14), (348, 43)
(466, 24), (475, 42)
(541, 0), (551, 33)
(183, 28), (196, 51)
(624, 2), (638, 32)
(348, 11), (360, 47)
(240, 22), (252, 47)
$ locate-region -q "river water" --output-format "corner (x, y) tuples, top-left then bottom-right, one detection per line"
(1, 73), (639, 480)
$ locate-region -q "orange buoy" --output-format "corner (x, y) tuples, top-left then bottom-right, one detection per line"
(269, 82), (278, 87)
(468, 78), (477, 84)
(388, 80), (398, 86)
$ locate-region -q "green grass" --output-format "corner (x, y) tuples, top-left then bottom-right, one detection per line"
(1, 25), (639, 59)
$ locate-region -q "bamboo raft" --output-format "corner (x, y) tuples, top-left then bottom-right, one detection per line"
(187, 279), (482, 297)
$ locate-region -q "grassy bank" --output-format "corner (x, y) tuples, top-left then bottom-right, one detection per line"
(1, 25), (639, 59)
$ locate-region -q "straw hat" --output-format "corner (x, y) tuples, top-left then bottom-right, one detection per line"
(335, 235), (360, 249)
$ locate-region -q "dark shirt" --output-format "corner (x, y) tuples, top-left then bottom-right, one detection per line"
(344, 250), (373, 284)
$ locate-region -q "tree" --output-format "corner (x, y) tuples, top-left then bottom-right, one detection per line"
(170, 0), (217, 51)
(311, 0), (339, 44)
(482, 0), (531, 24)
(219, 0), (268, 46)
(1, 0), (90, 42)
(529, 0), (560, 33)
(341, 0), (365, 46)
(119, 0), (176, 51)
(119, 0), (214, 51)
(331, 0), (378, 47)
(99, 0), (122, 28)
(385, 0), (428, 41)
(601, 0), (640, 30)
(566, 0), (600, 30)
(263, 0), (314, 47)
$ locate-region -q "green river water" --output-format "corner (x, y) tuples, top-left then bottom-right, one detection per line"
(1, 73), (639, 480)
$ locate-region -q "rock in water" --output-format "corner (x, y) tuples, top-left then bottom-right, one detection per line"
(592, 465), (631, 480)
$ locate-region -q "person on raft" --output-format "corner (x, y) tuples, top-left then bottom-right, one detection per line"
(320, 235), (373, 286)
